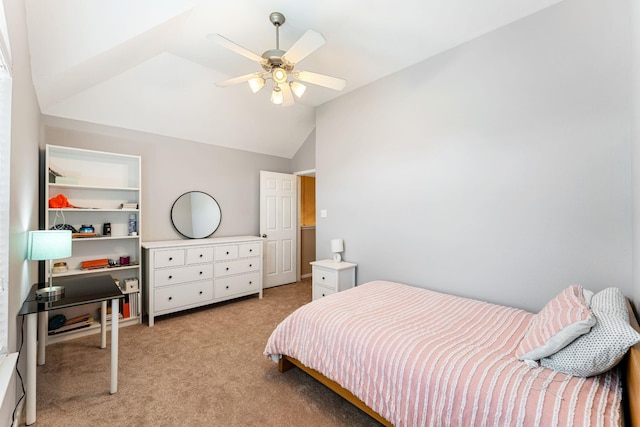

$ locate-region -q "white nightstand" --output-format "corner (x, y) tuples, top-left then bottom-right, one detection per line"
(310, 259), (357, 301)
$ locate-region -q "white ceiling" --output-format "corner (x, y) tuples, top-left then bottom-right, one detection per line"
(25, 0), (564, 158)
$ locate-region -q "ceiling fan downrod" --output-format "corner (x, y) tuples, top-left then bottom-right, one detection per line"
(269, 12), (285, 50)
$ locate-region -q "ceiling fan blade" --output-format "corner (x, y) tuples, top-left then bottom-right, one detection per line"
(216, 72), (263, 88)
(207, 33), (265, 64)
(282, 30), (326, 65)
(281, 83), (295, 107)
(294, 70), (346, 91)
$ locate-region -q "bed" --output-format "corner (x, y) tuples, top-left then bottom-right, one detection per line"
(264, 281), (640, 426)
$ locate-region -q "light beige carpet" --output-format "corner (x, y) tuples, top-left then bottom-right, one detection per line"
(23, 279), (381, 426)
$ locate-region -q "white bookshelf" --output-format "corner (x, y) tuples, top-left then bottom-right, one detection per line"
(44, 144), (142, 343)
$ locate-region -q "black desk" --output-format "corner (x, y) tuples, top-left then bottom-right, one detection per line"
(19, 274), (124, 425)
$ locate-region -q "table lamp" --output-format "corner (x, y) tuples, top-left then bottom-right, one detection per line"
(331, 238), (344, 262)
(27, 230), (72, 298)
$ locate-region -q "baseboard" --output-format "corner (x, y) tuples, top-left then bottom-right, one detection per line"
(301, 273), (312, 279)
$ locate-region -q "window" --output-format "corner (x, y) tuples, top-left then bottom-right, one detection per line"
(0, 15), (11, 359)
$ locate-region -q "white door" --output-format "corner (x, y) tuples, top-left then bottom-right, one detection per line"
(260, 171), (297, 288)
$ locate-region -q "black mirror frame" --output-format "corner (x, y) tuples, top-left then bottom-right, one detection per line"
(170, 191), (222, 239)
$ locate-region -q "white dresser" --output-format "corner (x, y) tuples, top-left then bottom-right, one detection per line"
(310, 259), (357, 301)
(143, 236), (263, 326)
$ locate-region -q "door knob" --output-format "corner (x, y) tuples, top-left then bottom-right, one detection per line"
(261, 234), (267, 238)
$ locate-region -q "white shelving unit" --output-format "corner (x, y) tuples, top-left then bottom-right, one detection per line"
(44, 144), (142, 344)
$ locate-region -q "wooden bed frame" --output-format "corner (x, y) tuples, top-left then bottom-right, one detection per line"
(278, 300), (640, 426)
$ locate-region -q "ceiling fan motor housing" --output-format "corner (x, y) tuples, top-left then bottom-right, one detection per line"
(261, 49), (293, 72)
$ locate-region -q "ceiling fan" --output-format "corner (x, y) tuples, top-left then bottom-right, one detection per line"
(208, 12), (346, 107)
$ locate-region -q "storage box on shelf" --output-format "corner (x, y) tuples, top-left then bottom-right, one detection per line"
(44, 144), (142, 343)
(142, 236), (264, 326)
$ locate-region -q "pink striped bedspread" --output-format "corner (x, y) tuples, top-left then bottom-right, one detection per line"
(264, 281), (622, 426)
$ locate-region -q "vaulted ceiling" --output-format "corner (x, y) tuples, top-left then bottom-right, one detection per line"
(25, 0), (564, 158)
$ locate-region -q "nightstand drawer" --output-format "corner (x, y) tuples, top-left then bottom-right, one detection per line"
(312, 284), (336, 300)
(154, 281), (214, 312)
(313, 268), (338, 289)
(154, 264), (214, 287)
(186, 247), (214, 264)
(154, 249), (185, 268)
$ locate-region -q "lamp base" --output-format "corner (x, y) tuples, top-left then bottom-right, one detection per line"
(333, 253), (342, 263)
(35, 286), (65, 299)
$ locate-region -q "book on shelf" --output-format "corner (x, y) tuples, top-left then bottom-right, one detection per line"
(119, 202), (138, 210)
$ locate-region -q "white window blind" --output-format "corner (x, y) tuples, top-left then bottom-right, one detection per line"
(0, 41), (11, 358)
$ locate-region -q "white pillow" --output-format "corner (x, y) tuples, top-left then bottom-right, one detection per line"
(540, 287), (640, 377)
(516, 285), (595, 362)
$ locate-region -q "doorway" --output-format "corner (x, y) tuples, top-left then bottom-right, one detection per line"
(295, 170), (316, 280)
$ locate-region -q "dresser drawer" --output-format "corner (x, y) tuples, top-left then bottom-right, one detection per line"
(215, 258), (260, 278)
(239, 242), (261, 258)
(154, 264), (214, 287)
(312, 267), (338, 289)
(154, 249), (185, 268)
(154, 281), (214, 312)
(215, 245), (238, 261)
(312, 284), (336, 300)
(186, 247), (214, 264)
(215, 272), (261, 298)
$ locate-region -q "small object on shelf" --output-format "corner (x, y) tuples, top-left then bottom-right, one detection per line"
(103, 222), (111, 236)
(48, 314), (66, 331)
(81, 258), (110, 270)
(79, 224), (94, 233)
(48, 194), (75, 208)
(72, 232), (97, 238)
(120, 202), (138, 210)
(52, 262), (68, 273)
(119, 256), (130, 266)
(55, 176), (78, 185)
(124, 278), (139, 291)
(128, 214), (137, 236)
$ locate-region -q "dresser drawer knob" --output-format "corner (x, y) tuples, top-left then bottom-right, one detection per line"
(169, 257), (173, 261)
(322, 277), (325, 280)
(249, 281), (252, 285)
(199, 271), (203, 275)
(168, 296), (173, 301)
(225, 285), (229, 289)
(199, 254), (203, 258)
(226, 251), (229, 255)
(169, 275), (173, 279)
(226, 267), (229, 271)
(199, 291), (203, 295)
(249, 264), (252, 267)
(249, 249), (253, 252)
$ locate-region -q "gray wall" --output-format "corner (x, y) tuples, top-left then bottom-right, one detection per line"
(3, 0), (41, 421)
(42, 119), (291, 242)
(316, 0), (633, 312)
(632, 0), (640, 313)
(290, 128), (316, 173)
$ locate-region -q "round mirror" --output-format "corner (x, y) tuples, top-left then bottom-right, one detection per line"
(171, 191), (221, 239)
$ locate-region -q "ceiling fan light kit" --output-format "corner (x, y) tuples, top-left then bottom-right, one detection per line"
(248, 77), (266, 93)
(211, 11), (346, 106)
(271, 86), (284, 105)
